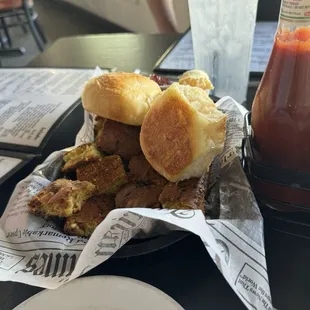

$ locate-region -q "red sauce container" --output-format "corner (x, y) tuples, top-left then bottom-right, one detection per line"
(243, 113), (310, 212)
(250, 0), (310, 210)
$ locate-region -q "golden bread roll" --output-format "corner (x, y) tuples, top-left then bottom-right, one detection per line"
(82, 72), (162, 126)
(179, 69), (214, 91)
(140, 83), (226, 182)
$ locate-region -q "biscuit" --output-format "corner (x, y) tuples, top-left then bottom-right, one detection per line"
(82, 72), (162, 126)
(140, 83), (226, 182)
(178, 69), (214, 91)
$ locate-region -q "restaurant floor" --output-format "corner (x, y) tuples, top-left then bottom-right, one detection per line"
(1, 0), (127, 67)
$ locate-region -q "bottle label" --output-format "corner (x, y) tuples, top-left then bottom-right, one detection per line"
(280, 0), (310, 21)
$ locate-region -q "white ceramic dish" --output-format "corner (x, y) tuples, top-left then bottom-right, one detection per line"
(14, 275), (184, 310)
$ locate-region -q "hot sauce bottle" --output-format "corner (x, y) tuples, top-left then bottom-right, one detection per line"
(251, 0), (310, 208)
(252, 0), (310, 171)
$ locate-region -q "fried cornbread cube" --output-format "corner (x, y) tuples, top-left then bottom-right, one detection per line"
(115, 183), (162, 209)
(96, 119), (141, 160)
(159, 175), (206, 213)
(64, 195), (114, 237)
(76, 155), (128, 195)
(28, 179), (96, 218)
(128, 154), (168, 187)
(62, 143), (103, 173)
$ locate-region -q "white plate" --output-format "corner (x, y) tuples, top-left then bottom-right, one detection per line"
(14, 276), (184, 310)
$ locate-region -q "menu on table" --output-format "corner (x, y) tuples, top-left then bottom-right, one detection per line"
(155, 22), (278, 73)
(0, 68), (105, 185)
(0, 155), (22, 178)
(0, 150), (35, 186)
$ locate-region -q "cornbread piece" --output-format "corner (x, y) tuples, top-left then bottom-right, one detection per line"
(159, 175), (206, 213)
(96, 119), (141, 160)
(76, 155), (128, 195)
(64, 195), (114, 237)
(62, 143), (102, 173)
(115, 183), (162, 209)
(28, 179), (96, 218)
(129, 154), (168, 186)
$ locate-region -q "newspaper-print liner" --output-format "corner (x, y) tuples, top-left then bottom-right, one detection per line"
(0, 75), (273, 310)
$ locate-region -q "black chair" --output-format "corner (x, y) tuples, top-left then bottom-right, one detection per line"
(0, 46), (25, 66)
(0, 0), (46, 51)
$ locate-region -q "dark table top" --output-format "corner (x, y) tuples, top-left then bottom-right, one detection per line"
(1, 33), (309, 310)
(29, 33), (259, 108)
(29, 33), (180, 73)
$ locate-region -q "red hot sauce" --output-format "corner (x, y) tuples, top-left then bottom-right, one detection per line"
(252, 27), (310, 173)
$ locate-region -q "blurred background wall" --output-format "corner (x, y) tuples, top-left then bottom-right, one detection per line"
(61, 0), (190, 33)
(0, 0), (282, 67)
